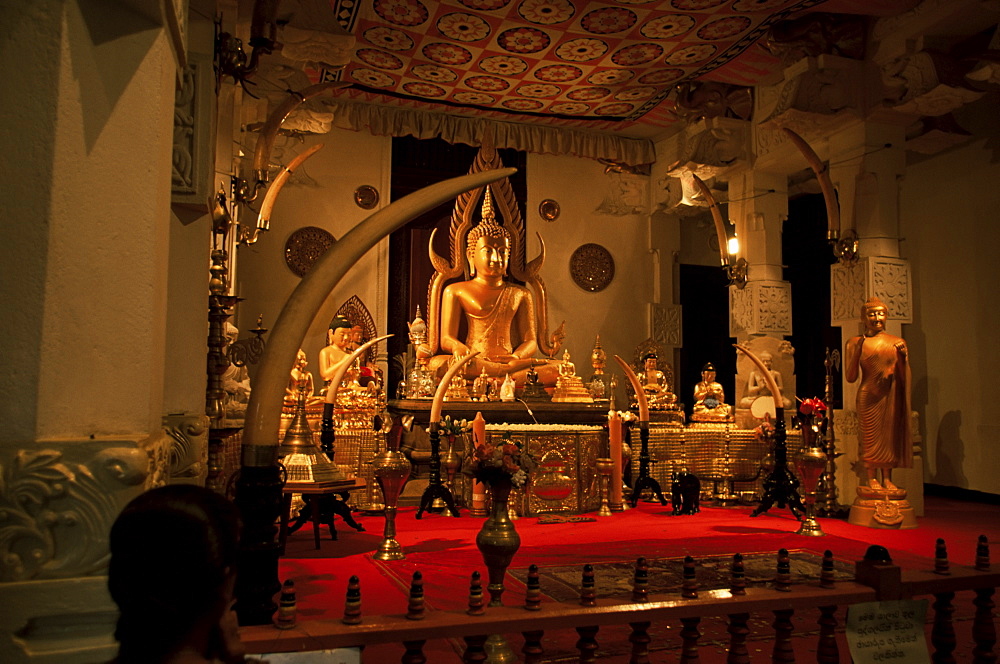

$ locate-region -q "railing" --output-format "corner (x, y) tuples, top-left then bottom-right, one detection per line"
(241, 538), (998, 663)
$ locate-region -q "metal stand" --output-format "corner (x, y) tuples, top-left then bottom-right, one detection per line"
(750, 411), (806, 519)
(628, 421), (668, 507)
(416, 426), (460, 518)
(714, 423), (738, 505)
(816, 348), (849, 518)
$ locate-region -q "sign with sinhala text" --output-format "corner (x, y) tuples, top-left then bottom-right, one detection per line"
(846, 600), (930, 664)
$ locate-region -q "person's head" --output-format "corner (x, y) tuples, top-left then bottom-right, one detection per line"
(108, 485), (241, 662)
(861, 297), (888, 334)
(328, 316), (353, 349)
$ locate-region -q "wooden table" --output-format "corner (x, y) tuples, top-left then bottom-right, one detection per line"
(280, 478), (367, 551)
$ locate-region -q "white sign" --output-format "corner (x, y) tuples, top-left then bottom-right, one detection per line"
(846, 600), (930, 664)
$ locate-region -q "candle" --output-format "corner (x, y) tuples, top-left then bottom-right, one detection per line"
(609, 410), (623, 509)
(471, 411), (488, 516)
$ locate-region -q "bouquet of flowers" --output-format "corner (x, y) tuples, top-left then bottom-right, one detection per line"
(437, 415), (470, 439)
(796, 397), (827, 446)
(463, 431), (535, 487)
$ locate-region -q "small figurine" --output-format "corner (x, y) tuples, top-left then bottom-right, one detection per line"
(500, 374), (516, 402)
(691, 362), (734, 422)
(285, 349), (315, 404)
(671, 468), (701, 515)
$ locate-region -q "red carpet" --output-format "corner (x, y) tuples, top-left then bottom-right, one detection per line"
(277, 496), (999, 662)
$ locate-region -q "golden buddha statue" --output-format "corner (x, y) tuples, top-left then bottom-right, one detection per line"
(845, 297), (912, 492)
(285, 348), (316, 404)
(691, 362), (733, 422)
(638, 352), (679, 409)
(419, 148), (563, 386)
(552, 350), (594, 403)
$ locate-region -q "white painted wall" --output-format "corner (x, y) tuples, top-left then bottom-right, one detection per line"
(526, 153), (654, 391)
(237, 128), (393, 388)
(901, 115), (1000, 495)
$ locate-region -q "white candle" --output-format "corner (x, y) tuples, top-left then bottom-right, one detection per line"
(609, 410), (623, 507)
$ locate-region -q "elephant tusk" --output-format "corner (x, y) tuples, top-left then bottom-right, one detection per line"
(613, 355), (648, 423)
(782, 128), (840, 240)
(734, 343), (784, 419)
(254, 143), (324, 237)
(325, 334), (393, 407)
(691, 174), (730, 268)
(430, 352), (480, 426)
(241, 167), (517, 464)
(251, 81), (348, 186)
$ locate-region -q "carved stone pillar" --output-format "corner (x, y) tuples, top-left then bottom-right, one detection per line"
(726, 171), (794, 425)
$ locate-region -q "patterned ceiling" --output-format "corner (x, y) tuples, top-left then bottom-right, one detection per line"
(305, 0), (919, 135)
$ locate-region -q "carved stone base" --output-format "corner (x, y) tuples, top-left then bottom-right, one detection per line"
(848, 492), (917, 529)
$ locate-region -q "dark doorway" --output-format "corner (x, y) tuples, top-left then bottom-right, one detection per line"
(678, 264), (733, 419)
(783, 193), (842, 408)
(386, 136), (527, 393)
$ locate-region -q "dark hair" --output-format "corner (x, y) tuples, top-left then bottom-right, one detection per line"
(108, 484), (241, 662)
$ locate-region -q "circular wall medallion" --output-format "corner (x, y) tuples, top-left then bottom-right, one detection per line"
(539, 198), (560, 221)
(284, 226), (335, 278)
(354, 185), (380, 209)
(569, 243), (615, 292)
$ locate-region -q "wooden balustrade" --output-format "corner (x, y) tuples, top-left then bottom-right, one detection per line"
(241, 538), (998, 663)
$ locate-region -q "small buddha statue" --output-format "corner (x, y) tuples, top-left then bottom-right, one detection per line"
(285, 349), (316, 404)
(691, 362), (733, 422)
(521, 363), (548, 400)
(472, 367), (491, 401)
(637, 352), (678, 409)
(559, 349), (576, 379)
(318, 316), (354, 394)
(499, 374), (516, 402)
(221, 322), (251, 420)
(738, 350), (792, 410)
(552, 350), (594, 403)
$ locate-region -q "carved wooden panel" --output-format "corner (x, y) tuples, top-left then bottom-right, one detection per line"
(650, 303), (682, 347)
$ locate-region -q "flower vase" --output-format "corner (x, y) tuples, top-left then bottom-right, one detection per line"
(476, 477), (520, 607)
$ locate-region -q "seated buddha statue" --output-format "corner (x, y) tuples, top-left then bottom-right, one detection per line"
(738, 350), (793, 410)
(285, 348), (316, 404)
(422, 186), (561, 386)
(638, 353), (678, 409)
(318, 316), (354, 394)
(691, 362), (734, 422)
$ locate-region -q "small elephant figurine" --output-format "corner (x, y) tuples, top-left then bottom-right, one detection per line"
(671, 468), (701, 516)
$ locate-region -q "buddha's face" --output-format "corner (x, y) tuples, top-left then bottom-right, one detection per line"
(330, 326), (352, 350)
(644, 357), (657, 371)
(295, 350), (308, 369)
(702, 370), (716, 382)
(864, 306), (887, 333)
(761, 353), (772, 369)
(471, 235), (510, 279)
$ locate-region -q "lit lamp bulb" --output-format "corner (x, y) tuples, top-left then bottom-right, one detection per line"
(727, 236), (740, 256)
